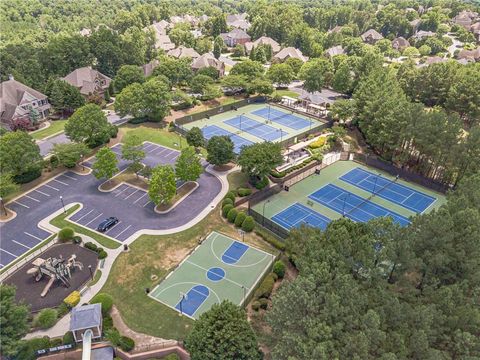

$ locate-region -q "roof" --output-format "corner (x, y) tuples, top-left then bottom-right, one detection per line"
(325, 45), (345, 57)
(79, 28), (91, 37)
(412, 30), (436, 40)
(328, 25), (343, 34)
(70, 303), (102, 331)
(245, 36), (281, 53)
(227, 13), (247, 24)
(0, 78), (48, 121)
(392, 37), (410, 49)
(155, 34), (175, 51)
(142, 59), (160, 77)
(298, 89), (346, 105)
(167, 46), (200, 59)
(229, 19), (251, 30)
(273, 47), (308, 62)
(223, 28), (251, 40)
(192, 53), (224, 70)
(92, 346), (114, 360)
(361, 29), (384, 41)
(62, 67), (111, 95)
(457, 47), (480, 61)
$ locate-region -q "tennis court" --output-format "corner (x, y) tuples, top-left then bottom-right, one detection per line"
(224, 115), (288, 141)
(149, 232), (273, 320)
(340, 167), (436, 213)
(271, 203), (331, 230)
(252, 107), (313, 130)
(202, 125), (253, 153)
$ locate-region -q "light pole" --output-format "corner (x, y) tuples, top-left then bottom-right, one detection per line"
(88, 265), (93, 281)
(59, 196), (66, 214)
(179, 292), (186, 316)
(80, 154), (84, 171)
(262, 199), (270, 226)
(0, 197), (6, 217)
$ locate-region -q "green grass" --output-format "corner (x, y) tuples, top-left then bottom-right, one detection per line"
(31, 120), (67, 140)
(227, 171), (249, 191)
(50, 204), (121, 249)
(120, 124), (184, 150)
(88, 270), (102, 286)
(273, 89), (300, 99)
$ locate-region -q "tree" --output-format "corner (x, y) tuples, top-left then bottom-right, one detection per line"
(206, 136), (235, 166)
(0, 173), (19, 198)
(267, 63), (294, 88)
(52, 143), (89, 168)
(0, 285), (30, 356)
(221, 75), (248, 91)
(206, 14), (228, 37)
(175, 146), (203, 182)
(121, 134), (145, 175)
(195, 37), (213, 55)
(152, 56), (193, 85)
(64, 104), (111, 147)
(0, 131), (42, 178)
(213, 36), (224, 59)
(446, 66), (480, 128)
(169, 25), (195, 48)
(190, 74), (214, 94)
(332, 61), (354, 94)
(232, 44), (245, 57)
(148, 165), (176, 205)
(247, 78), (274, 96)
(28, 106), (40, 125)
(285, 57), (304, 76)
(230, 60), (265, 81)
(45, 78), (85, 117)
(196, 66), (220, 80)
(114, 65), (144, 93)
(186, 127), (205, 148)
(185, 301), (262, 360)
(92, 147), (118, 183)
(89, 26), (124, 77)
(237, 142), (283, 182)
(299, 58), (334, 93)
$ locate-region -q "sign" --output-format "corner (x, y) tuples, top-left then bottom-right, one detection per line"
(36, 344), (74, 356)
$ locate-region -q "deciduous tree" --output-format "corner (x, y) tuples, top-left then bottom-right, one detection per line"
(114, 65), (145, 93)
(206, 136), (235, 166)
(92, 147), (118, 183)
(186, 127), (205, 148)
(52, 143), (90, 168)
(237, 142), (282, 182)
(148, 165), (176, 205)
(175, 146), (203, 182)
(64, 104), (111, 147)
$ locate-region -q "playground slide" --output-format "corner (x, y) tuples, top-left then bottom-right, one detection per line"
(82, 329), (93, 360)
(41, 277), (55, 297)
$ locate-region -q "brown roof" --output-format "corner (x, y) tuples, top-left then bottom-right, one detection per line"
(141, 59), (160, 77)
(392, 37), (410, 50)
(62, 67), (111, 95)
(273, 47), (308, 62)
(167, 46), (200, 59)
(245, 36), (281, 54)
(361, 29), (384, 42)
(325, 45), (345, 57)
(457, 47), (480, 61)
(0, 78), (48, 122)
(222, 28), (251, 40)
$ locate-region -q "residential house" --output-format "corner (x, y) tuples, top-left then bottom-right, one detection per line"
(392, 37), (410, 51)
(418, 56), (447, 67)
(69, 303), (102, 343)
(0, 75), (51, 127)
(244, 36), (281, 55)
(192, 53), (225, 77)
(411, 30), (436, 41)
(220, 28), (251, 47)
(144, 23), (175, 51)
(325, 45), (345, 57)
(156, 34), (176, 51)
(191, 29), (203, 39)
(471, 22), (480, 43)
(457, 47), (480, 62)
(410, 19), (421, 33)
(227, 13), (251, 31)
(452, 10), (479, 29)
(167, 46), (200, 60)
(62, 67), (112, 97)
(273, 47), (308, 63)
(361, 29), (384, 44)
(142, 59), (160, 77)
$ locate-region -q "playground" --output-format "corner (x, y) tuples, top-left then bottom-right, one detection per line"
(180, 103), (327, 153)
(3, 243), (98, 311)
(149, 232), (274, 320)
(253, 160), (446, 232)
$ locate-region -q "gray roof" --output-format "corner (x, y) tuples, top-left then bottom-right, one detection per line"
(142, 59), (160, 77)
(245, 36), (281, 53)
(325, 45), (345, 57)
(70, 303), (102, 331)
(222, 28), (251, 40)
(273, 47), (308, 62)
(92, 346), (114, 360)
(192, 53), (224, 71)
(62, 67), (111, 95)
(167, 46), (200, 59)
(299, 89), (346, 105)
(361, 29), (384, 42)
(0, 78), (48, 122)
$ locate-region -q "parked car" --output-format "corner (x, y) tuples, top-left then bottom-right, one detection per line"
(97, 217), (119, 232)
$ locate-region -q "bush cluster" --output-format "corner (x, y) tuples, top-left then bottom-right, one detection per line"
(234, 212), (247, 227)
(227, 208), (238, 223)
(90, 293), (113, 315)
(33, 308), (58, 329)
(308, 137), (327, 149)
(270, 157), (316, 178)
(63, 291), (81, 308)
(84, 242), (108, 259)
(58, 227), (74, 242)
(255, 176), (269, 190)
(119, 336), (135, 352)
(224, 191), (236, 202)
(222, 204), (234, 217)
(254, 229), (286, 251)
(237, 187), (252, 197)
(222, 198), (234, 207)
(255, 273), (276, 299)
(273, 260), (286, 278)
(241, 216), (255, 232)
(63, 331), (75, 345)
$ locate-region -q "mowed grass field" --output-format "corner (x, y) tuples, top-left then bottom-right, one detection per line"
(31, 120), (67, 140)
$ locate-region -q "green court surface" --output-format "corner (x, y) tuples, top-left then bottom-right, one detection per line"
(252, 160), (447, 230)
(149, 231), (274, 320)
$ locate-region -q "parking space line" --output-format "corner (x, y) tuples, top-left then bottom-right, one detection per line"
(105, 221), (122, 234)
(143, 200), (152, 207)
(24, 232), (43, 241)
(0, 248), (17, 258)
(133, 193), (148, 204)
(13, 201), (30, 209)
(34, 189), (51, 197)
(124, 189), (139, 200)
(61, 174), (78, 181)
(115, 225), (132, 238)
(45, 184), (60, 191)
(115, 186), (130, 197)
(25, 195), (40, 202)
(85, 213), (103, 226)
(154, 148), (168, 156)
(53, 179), (69, 186)
(76, 209), (95, 222)
(143, 143), (155, 150)
(12, 240), (30, 249)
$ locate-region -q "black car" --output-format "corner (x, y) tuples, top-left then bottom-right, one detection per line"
(97, 217), (119, 232)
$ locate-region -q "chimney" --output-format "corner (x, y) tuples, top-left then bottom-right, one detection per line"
(8, 74), (14, 81)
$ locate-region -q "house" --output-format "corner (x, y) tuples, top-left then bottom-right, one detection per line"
(220, 28), (251, 47)
(142, 59), (160, 77)
(325, 45), (345, 57)
(411, 30), (436, 41)
(471, 22), (480, 43)
(69, 303), (102, 343)
(227, 13), (251, 31)
(418, 56), (447, 67)
(457, 47), (480, 62)
(79, 28), (92, 37)
(155, 34), (176, 51)
(192, 53), (225, 77)
(0, 75), (51, 127)
(410, 19), (421, 33)
(244, 36), (281, 55)
(167, 46), (200, 60)
(191, 29), (203, 39)
(144, 23), (175, 51)
(452, 10), (479, 29)
(62, 67), (112, 97)
(361, 29), (384, 44)
(392, 37), (410, 51)
(273, 47), (308, 63)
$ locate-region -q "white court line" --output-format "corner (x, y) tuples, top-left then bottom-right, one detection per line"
(25, 195), (40, 202)
(76, 209), (95, 222)
(24, 232), (43, 241)
(124, 189), (139, 200)
(13, 201), (29, 209)
(85, 213), (103, 226)
(105, 221), (122, 234)
(185, 260), (248, 289)
(61, 174), (78, 181)
(114, 224), (132, 238)
(45, 184), (60, 191)
(0, 248), (17, 258)
(133, 192), (148, 204)
(12, 240), (30, 249)
(53, 179), (69, 186)
(114, 186), (130, 197)
(34, 189), (51, 197)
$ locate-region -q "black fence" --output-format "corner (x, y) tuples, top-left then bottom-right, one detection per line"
(353, 153), (450, 194)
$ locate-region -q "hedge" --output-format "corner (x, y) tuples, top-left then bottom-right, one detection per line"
(103, 314), (114, 331)
(90, 293), (113, 315)
(85, 242), (98, 252)
(222, 204), (234, 217)
(14, 168), (41, 184)
(227, 208), (238, 223)
(254, 229), (286, 251)
(64, 291), (81, 308)
(237, 187), (252, 197)
(63, 332), (75, 345)
(222, 198), (234, 207)
(58, 227), (74, 242)
(273, 260), (286, 278)
(255, 176), (269, 190)
(234, 212), (247, 227)
(270, 157), (315, 178)
(85, 242), (108, 259)
(57, 302), (70, 317)
(72, 235), (82, 244)
(120, 336), (135, 352)
(34, 308), (58, 329)
(98, 249), (108, 259)
(255, 273), (275, 299)
(241, 216), (255, 232)
(224, 191), (236, 202)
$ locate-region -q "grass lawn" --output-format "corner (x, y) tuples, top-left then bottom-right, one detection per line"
(273, 89), (299, 99)
(88, 269), (102, 286)
(119, 123), (184, 150)
(31, 120), (67, 140)
(50, 204), (121, 249)
(100, 204), (278, 340)
(227, 171), (250, 191)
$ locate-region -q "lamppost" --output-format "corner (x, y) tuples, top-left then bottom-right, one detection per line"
(88, 265), (93, 281)
(262, 199), (270, 226)
(0, 197), (6, 217)
(80, 154), (84, 171)
(59, 196), (66, 214)
(179, 292), (186, 316)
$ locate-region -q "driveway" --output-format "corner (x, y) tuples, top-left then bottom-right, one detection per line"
(0, 142), (222, 268)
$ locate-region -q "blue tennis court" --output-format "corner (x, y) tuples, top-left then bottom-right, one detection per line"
(272, 202), (331, 230)
(202, 125), (253, 153)
(224, 116), (288, 141)
(175, 285), (209, 317)
(340, 168), (436, 213)
(222, 241), (249, 264)
(309, 184), (411, 227)
(252, 107), (312, 130)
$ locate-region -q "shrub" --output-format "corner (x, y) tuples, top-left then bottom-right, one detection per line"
(109, 124), (119, 138)
(120, 336), (135, 352)
(259, 298), (268, 309)
(72, 235), (82, 244)
(16, 336), (51, 360)
(63, 331), (75, 345)
(234, 212), (247, 227)
(64, 291), (81, 308)
(90, 293), (113, 315)
(237, 187), (252, 197)
(222, 204), (234, 217)
(34, 308), (58, 329)
(254, 229), (286, 251)
(50, 338), (62, 347)
(58, 227), (74, 242)
(57, 302), (70, 317)
(128, 117), (147, 124)
(14, 168), (41, 184)
(103, 314), (114, 331)
(224, 191), (236, 202)
(163, 354), (181, 360)
(273, 260), (286, 278)
(255, 176), (268, 190)
(271, 272), (279, 281)
(255, 273), (275, 299)
(251, 301), (261, 311)
(241, 216), (255, 232)
(98, 249), (108, 259)
(227, 208), (238, 223)
(222, 198), (234, 207)
(308, 137), (326, 149)
(84, 242), (98, 252)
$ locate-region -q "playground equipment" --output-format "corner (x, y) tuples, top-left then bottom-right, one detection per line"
(27, 255), (84, 297)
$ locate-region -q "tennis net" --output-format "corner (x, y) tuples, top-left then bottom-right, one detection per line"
(235, 118), (270, 135)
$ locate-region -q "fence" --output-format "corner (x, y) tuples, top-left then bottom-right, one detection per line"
(353, 153), (450, 194)
(132, 340), (181, 354)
